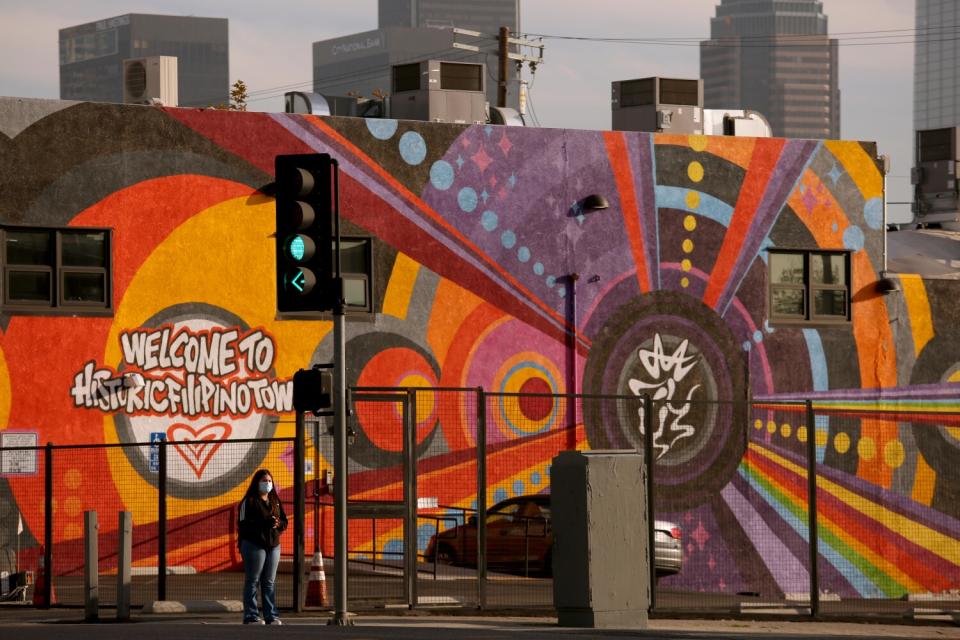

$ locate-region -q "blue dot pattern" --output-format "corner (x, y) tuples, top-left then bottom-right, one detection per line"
(863, 198), (884, 230)
(533, 262), (544, 276)
(458, 187), (479, 212)
(501, 230), (517, 249)
(399, 131), (427, 165)
(512, 479), (525, 496)
(843, 225), (865, 251)
(429, 160), (454, 190)
(481, 210), (498, 231)
(531, 471), (542, 486)
(366, 119), (399, 140)
(518, 247), (531, 263)
(493, 488), (508, 505)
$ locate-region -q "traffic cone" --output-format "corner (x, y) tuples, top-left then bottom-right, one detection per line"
(305, 550), (328, 607)
(32, 549), (55, 607)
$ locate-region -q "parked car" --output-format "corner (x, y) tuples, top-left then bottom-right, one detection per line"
(424, 494), (682, 578)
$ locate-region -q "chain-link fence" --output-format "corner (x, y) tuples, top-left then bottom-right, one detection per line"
(1, 437), (296, 609)
(3, 390), (958, 618)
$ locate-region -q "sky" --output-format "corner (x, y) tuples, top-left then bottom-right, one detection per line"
(0, 0), (916, 222)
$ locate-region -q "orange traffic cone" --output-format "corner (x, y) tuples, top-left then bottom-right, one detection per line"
(32, 550), (55, 607)
(305, 550), (328, 607)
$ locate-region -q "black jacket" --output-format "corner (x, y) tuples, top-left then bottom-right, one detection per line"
(238, 494), (288, 550)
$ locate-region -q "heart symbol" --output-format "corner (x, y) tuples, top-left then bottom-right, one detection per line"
(167, 422), (232, 479)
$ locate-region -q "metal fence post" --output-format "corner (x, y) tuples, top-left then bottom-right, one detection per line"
(403, 389), (418, 608)
(158, 437), (167, 601)
(806, 400), (820, 617)
(476, 387), (487, 610)
(83, 510), (99, 621)
(43, 443), (53, 609)
(643, 394), (656, 613)
(117, 511), (132, 621)
(294, 411), (306, 612)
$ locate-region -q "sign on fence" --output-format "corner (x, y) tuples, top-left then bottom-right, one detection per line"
(0, 431), (38, 475)
(149, 432), (165, 473)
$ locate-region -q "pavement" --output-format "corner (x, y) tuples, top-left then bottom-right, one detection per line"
(0, 605), (958, 640)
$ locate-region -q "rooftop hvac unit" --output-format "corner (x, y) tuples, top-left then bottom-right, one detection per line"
(913, 127), (960, 227)
(702, 109), (772, 138)
(123, 56), (178, 106)
(390, 60), (487, 124)
(611, 77), (703, 134)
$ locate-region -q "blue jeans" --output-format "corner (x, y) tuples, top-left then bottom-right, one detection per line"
(240, 539), (280, 623)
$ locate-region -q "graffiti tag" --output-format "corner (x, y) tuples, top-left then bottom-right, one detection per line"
(628, 334), (701, 459)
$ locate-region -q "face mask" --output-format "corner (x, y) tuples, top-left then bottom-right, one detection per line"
(259, 481), (272, 494)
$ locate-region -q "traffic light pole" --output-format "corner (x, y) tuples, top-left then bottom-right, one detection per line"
(329, 160), (353, 626)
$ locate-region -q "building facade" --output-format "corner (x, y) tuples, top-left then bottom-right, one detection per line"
(0, 97), (958, 603)
(59, 13), (229, 107)
(914, 0), (960, 131)
(313, 1), (519, 110)
(700, 0), (840, 139)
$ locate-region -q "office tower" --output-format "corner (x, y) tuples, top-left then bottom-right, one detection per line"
(313, 1), (520, 110)
(59, 14), (228, 107)
(700, 0), (840, 139)
(915, 0), (960, 131)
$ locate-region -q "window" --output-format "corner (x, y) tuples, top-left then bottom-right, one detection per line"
(340, 237), (372, 313)
(2, 226), (112, 313)
(769, 250), (850, 324)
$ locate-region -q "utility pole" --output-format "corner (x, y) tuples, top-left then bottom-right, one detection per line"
(498, 26), (510, 108)
(495, 28), (545, 110)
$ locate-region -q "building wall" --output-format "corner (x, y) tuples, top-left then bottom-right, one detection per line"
(0, 98), (958, 597)
(702, 0), (840, 139)
(914, 0), (960, 131)
(59, 14), (229, 108)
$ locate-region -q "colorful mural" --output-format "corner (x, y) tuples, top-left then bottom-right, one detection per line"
(0, 98), (958, 601)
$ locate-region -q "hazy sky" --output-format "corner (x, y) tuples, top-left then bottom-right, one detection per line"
(0, 0), (916, 221)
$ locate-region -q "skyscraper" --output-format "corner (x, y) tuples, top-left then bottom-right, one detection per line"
(914, 0), (960, 131)
(700, 0), (840, 139)
(59, 14), (228, 107)
(313, 1), (520, 110)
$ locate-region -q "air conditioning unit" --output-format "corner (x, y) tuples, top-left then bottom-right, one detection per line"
(123, 56), (178, 106)
(702, 109), (772, 138)
(390, 60), (487, 124)
(611, 77), (703, 134)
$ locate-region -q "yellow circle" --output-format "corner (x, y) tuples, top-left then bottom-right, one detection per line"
(64, 468), (83, 490)
(883, 440), (906, 469)
(689, 135), (708, 152)
(685, 190), (701, 210)
(680, 277), (690, 288)
(815, 429), (828, 447)
(797, 426), (808, 443)
(64, 523), (82, 541)
(64, 496), (83, 517)
(681, 259), (693, 272)
(684, 215), (697, 231)
(688, 161), (704, 183)
(858, 436), (877, 461)
(767, 421), (777, 434)
(781, 423), (792, 439)
(834, 432), (851, 454)
(754, 419), (763, 430)
(682, 239), (694, 253)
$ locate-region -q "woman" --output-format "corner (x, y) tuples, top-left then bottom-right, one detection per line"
(238, 469), (287, 625)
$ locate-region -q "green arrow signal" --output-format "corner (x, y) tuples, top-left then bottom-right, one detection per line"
(289, 270), (306, 292)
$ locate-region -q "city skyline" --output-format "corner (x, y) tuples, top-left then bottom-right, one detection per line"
(0, 0), (915, 221)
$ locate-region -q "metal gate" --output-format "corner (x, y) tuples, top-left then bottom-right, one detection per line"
(347, 390), (417, 608)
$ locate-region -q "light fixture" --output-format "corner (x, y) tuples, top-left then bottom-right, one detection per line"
(876, 274), (900, 295)
(582, 194), (609, 211)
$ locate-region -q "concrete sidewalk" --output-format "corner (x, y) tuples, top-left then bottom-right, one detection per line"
(0, 606), (957, 639)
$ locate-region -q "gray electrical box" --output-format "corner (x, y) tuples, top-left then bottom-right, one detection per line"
(551, 450), (649, 629)
(612, 77), (703, 134)
(390, 60), (487, 124)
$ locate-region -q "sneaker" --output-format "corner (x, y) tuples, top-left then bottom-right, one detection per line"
(244, 618), (265, 625)
(266, 619), (282, 625)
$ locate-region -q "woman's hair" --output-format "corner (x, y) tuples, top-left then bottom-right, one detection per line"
(244, 468), (280, 509)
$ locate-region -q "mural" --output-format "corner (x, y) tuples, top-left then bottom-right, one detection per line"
(0, 98), (958, 601)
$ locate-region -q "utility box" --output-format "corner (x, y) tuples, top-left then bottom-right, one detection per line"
(551, 450), (649, 629)
(122, 56), (178, 106)
(390, 60), (487, 124)
(612, 77), (702, 134)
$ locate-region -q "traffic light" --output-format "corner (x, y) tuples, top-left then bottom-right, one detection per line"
(275, 153), (334, 312)
(293, 367), (333, 414)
